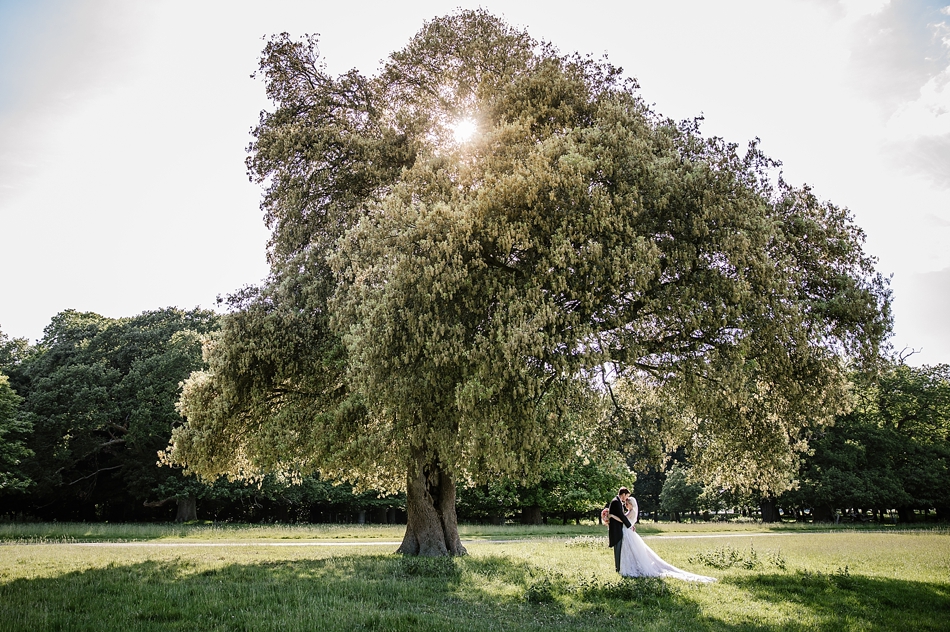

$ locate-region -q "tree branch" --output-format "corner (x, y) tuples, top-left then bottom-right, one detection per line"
(143, 497), (176, 508)
(66, 465), (122, 486)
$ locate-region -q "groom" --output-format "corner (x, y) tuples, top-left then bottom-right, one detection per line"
(607, 486), (633, 573)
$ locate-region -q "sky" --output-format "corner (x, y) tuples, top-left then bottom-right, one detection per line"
(1, 0), (949, 365)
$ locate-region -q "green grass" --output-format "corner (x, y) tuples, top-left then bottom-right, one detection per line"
(1, 528), (948, 630)
(1, 519), (939, 544)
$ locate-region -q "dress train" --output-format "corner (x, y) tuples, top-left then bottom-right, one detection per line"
(618, 526), (717, 582)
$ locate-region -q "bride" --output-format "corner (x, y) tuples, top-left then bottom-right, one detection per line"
(618, 497), (717, 582)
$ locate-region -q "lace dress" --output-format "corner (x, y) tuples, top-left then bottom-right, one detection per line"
(618, 498), (717, 582)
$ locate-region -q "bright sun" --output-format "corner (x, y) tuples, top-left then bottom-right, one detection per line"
(450, 117), (477, 143)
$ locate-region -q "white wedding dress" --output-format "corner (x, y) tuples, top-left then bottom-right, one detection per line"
(619, 499), (717, 582)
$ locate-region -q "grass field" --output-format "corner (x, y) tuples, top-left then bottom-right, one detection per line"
(1, 524), (948, 631)
(0, 519), (932, 543)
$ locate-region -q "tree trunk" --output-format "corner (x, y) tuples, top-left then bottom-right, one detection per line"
(897, 507), (915, 523)
(521, 505), (542, 525)
(397, 449), (467, 557)
(175, 496), (197, 522)
(760, 497), (780, 523)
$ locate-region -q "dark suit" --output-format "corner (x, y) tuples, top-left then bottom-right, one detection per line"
(607, 496), (632, 572)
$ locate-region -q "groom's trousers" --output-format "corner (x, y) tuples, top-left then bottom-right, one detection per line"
(613, 538), (622, 573)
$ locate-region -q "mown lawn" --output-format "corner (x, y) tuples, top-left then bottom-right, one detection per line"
(0, 519), (927, 543)
(0, 526), (947, 631)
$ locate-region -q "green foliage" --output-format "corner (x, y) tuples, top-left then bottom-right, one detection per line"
(688, 543), (787, 570)
(795, 566), (856, 591)
(194, 473), (402, 523)
(10, 308), (219, 519)
(0, 373), (31, 493)
(459, 453), (631, 523)
(785, 360), (950, 519)
(0, 327), (29, 375)
(523, 576), (557, 603)
(167, 10), (891, 532)
(528, 456), (632, 516)
(659, 464), (703, 517)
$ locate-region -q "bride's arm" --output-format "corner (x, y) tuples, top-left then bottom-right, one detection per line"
(622, 502), (637, 529)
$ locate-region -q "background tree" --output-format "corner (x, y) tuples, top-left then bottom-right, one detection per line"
(0, 327), (29, 376)
(166, 11), (890, 556)
(0, 325), (32, 498)
(11, 308), (219, 520)
(785, 361), (950, 522)
(515, 454), (631, 525)
(455, 455), (630, 525)
(786, 407), (906, 522)
(659, 464), (703, 522)
(149, 472), (402, 524)
(0, 373), (31, 495)
(878, 363), (950, 521)
(631, 466), (667, 522)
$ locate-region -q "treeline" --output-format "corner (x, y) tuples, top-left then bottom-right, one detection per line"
(1, 309), (948, 524)
(639, 363), (950, 524)
(0, 309), (626, 524)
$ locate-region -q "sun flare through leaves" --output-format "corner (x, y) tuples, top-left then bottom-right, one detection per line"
(450, 117), (477, 143)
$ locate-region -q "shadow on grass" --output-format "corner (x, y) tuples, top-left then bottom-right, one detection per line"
(0, 553), (710, 632)
(1, 553), (947, 632)
(726, 570), (950, 631)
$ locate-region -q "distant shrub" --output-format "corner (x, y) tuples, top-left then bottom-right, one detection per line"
(524, 576), (556, 603)
(564, 535), (604, 549)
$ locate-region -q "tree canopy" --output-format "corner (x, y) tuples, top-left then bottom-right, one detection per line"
(7, 308), (219, 520)
(0, 372), (31, 494)
(165, 11), (891, 555)
(784, 361), (950, 522)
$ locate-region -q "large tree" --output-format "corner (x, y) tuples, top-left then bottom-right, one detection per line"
(165, 11), (890, 555)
